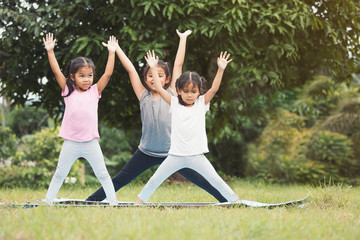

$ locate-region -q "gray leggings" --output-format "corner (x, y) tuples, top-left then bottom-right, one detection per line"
(138, 154), (239, 202)
(46, 139), (117, 205)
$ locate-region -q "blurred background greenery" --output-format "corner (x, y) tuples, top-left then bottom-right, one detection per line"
(1, 0), (360, 187)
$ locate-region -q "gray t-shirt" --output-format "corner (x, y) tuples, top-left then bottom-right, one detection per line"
(138, 89), (174, 157)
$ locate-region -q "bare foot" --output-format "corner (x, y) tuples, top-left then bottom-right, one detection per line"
(134, 197), (144, 205)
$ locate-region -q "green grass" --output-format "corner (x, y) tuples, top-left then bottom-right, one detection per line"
(1, 180), (359, 240)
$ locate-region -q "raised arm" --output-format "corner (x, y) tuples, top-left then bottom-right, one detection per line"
(43, 33), (66, 90)
(145, 50), (171, 105)
(115, 44), (144, 100)
(97, 36), (117, 94)
(204, 51), (232, 105)
(170, 29), (192, 93)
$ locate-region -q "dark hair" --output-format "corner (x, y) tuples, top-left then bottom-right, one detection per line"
(64, 57), (95, 97)
(175, 71), (207, 106)
(143, 60), (171, 91)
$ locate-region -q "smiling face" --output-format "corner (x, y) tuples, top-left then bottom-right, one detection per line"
(71, 66), (94, 92)
(144, 67), (170, 93)
(177, 82), (200, 107)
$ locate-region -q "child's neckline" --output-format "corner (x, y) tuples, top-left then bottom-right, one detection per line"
(75, 85), (92, 93)
(150, 92), (161, 100)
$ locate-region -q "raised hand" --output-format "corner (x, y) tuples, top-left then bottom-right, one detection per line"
(144, 50), (159, 68)
(102, 35), (118, 53)
(217, 51), (233, 70)
(43, 33), (56, 51)
(176, 29), (192, 39)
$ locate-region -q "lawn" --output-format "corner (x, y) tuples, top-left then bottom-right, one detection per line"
(1, 180), (359, 240)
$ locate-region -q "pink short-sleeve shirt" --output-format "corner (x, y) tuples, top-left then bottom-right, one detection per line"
(58, 84), (100, 142)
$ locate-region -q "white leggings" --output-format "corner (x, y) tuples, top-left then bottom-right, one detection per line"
(138, 154), (239, 202)
(46, 139), (117, 205)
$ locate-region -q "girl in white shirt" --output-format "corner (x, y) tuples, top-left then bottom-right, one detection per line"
(135, 50), (239, 204)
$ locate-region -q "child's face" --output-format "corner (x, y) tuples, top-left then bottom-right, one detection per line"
(71, 66), (94, 92)
(177, 82), (200, 106)
(145, 67), (170, 92)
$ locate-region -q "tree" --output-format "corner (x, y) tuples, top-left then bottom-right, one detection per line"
(1, 0), (359, 125)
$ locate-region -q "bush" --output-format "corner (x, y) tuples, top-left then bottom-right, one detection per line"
(0, 127), (19, 164)
(209, 131), (248, 177)
(246, 110), (359, 184)
(0, 123), (146, 187)
(8, 106), (49, 137)
(246, 110), (306, 183)
(98, 125), (137, 178)
(303, 130), (357, 181)
(0, 126), (83, 188)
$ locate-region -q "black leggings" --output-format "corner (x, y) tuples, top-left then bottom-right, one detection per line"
(86, 149), (227, 202)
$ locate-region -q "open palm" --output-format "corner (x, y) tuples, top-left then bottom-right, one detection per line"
(43, 33), (56, 51)
(102, 35), (118, 53)
(217, 51), (232, 70)
(144, 50), (158, 68)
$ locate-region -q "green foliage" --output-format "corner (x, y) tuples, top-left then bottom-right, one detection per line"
(0, 126), (19, 163)
(247, 109), (359, 184)
(8, 105), (49, 137)
(291, 76), (360, 127)
(304, 130), (357, 181)
(208, 130), (247, 177)
(97, 124), (158, 183)
(98, 124), (136, 177)
(99, 124), (135, 157)
(319, 98), (360, 160)
(0, 126), (83, 188)
(246, 110), (306, 183)
(1, 0), (360, 180)
(1, 0), (359, 130)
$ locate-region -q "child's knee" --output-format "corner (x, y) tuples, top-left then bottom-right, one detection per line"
(95, 169), (111, 181)
(53, 168), (68, 181)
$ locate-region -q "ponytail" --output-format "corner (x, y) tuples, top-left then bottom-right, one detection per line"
(199, 76), (207, 95)
(64, 60), (75, 97)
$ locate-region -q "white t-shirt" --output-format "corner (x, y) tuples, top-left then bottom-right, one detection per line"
(168, 95), (209, 156)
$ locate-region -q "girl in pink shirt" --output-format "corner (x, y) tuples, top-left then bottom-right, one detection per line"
(43, 33), (117, 205)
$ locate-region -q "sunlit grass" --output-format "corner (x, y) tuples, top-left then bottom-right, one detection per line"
(1, 180), (359, 240)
